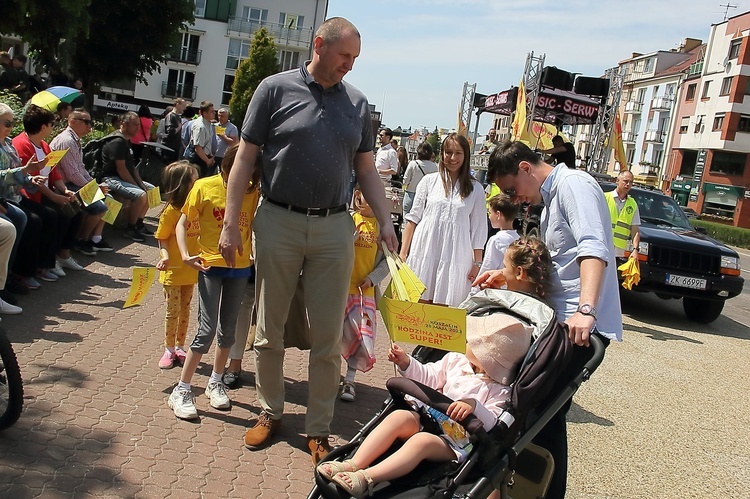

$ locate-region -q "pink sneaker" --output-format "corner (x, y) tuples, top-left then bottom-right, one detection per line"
(174, 348), (187, 366)
(159, 350), (175, 369)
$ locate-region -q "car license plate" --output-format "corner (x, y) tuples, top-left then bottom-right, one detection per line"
(666, 274), (707, 290)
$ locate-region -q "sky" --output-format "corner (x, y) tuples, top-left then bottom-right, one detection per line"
(325, 0), (740, 133)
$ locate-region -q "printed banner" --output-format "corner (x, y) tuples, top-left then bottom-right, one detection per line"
(101, 197), (123, 225)
(147, 186), (161, 209)
(123, 267), (157, 308)
(379, 291), (466, 353)
(77, 179), (106, 206)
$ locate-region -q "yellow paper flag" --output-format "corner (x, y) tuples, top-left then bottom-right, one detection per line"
(77, 179), (105, 206)
(379, 291), (466, 353)
(147, 187), (161, 209)
(123, 267), (157, 308)
(45, 149), (69, 168)
(215, 126), (226, 136)
(102, 197), (123, 225)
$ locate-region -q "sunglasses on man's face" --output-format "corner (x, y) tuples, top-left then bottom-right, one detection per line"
(74, 118), (93, 126)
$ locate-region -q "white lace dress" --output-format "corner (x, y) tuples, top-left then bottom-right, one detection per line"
(404, 172), (488, 306)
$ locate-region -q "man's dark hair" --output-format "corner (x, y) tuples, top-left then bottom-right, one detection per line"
(23, 104), (55, 134)
(416, 142), (432, 160)
(380, 127), (393, 140)
(183, 107), (197, 119)
(57, 102), (72, 113)
(199, 101), (214, 113)
(13, 54), (27, 64)
(487, 140), (541, 183)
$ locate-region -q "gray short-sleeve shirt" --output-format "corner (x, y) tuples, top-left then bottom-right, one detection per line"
(241, 63), (374, 208)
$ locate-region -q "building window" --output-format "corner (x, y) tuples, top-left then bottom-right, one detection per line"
(242, 7), (268, 22)
(164, 69), (196, 99)
(745, 78), (750, 95)
(194, 0), (206, 17)
(278, 50), (300, 72)
(686, 83), (697, 101)
(720, 76), (733, 96)
(738, 115), (750, 133)
(713, 113), (725, 131)
(643, 58), (654, 72)
(694, 115), (704, 133)
(279, 13), (304, 28)
(227, 38), (251, 70)
(653, 149), (663, 167)
(702, 81), (711, 99)
(222, 74), (234, 106)
(729, 39), (742, 60)
(710, 150), (746, 175)
(679, 117), (689, 134)
(626, 148), (636, 165)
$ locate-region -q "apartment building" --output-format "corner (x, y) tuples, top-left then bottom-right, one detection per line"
(610, 39), (702, 185)
(95, 0), (328, 117)
(667, 11), (750, 228)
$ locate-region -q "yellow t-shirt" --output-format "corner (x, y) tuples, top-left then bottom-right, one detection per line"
(350, 212), (379, 296)
(182, 174), (259, 268)
(155, 204), (200, 286)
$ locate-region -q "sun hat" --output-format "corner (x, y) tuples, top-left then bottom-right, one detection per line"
(466, 312), (533, 385)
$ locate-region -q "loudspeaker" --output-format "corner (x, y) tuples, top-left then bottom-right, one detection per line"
(574, 76), (610, 97)
(541, 66), (574, 91)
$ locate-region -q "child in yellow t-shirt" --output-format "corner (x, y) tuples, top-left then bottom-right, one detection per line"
(167, 144), (260, 421)
(340, 187), (389, 403)
(155, 161), (200, 369)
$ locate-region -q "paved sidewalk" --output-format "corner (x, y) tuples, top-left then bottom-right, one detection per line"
(0, 211), (395, 498)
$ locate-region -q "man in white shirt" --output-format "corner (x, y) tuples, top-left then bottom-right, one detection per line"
(374, 128), (398, 180)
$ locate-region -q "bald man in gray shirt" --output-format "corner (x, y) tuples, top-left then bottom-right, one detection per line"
(219, 17), (398, 465)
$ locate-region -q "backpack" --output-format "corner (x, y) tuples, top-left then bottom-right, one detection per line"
(82, 133), (125, 182)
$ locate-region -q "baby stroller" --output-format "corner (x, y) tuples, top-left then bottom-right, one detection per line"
(309, 289), (606, 499)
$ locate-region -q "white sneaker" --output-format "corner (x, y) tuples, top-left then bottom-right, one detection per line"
(205, 381), (231, 409)
(57, 256), (84, 271)
(50, 262), (66, 277)
(0, 298), (22, 315)
(168, 386), (198, 420)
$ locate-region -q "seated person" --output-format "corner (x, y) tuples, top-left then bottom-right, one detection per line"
(49, 108), (113, 255)
(317, 238), (552, 497)
(100, 111), (155, 242)
(12, 104), (84, 280)
(540, 135), (576, 169)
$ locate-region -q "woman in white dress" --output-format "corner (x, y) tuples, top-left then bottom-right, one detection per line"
(399, 133), (487, 306)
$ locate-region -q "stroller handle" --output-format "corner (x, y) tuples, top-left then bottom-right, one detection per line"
(582, 333), (606, 381)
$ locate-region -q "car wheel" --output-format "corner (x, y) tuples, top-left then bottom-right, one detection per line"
(682, 297), (725, 323)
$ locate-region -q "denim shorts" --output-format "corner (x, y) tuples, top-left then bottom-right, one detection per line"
(66, 183), (108, 214)
(102, 177), (155, 200)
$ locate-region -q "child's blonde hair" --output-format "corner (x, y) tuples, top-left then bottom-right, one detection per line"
(351, 185), (368, 213)
(506, 237), (552, 298)
(161, 160), (199, 209)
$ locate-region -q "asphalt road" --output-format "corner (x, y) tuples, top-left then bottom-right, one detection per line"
(564, 248), (750, 498)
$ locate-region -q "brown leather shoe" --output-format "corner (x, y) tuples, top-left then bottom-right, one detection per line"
(307, 436), (333, 466)
(244, 411), (281, 449)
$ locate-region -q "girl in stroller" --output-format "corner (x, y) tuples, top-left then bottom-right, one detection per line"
(316, 238), (552, 498)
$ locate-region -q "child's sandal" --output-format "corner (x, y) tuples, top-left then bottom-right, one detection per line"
(331, 469), (374, 498)
(316, 459), (358, 481)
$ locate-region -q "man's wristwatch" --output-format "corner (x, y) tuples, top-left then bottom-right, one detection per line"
(576, 303), (597, 320)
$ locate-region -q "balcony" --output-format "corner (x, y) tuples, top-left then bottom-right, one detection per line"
(621, 131), (637, 144)
(651, 96), (673, 111)
(226, 17), (314, 49)
(624, 101), (643, 114)
(637, 162), (660, 177)
(161, 82), (198, 100)
(644, 129), (665, 144)
(577, 132), (592, 143)
(167, 47), (202, 65)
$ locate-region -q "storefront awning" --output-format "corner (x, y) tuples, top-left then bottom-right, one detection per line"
(702, 182), (745, 206)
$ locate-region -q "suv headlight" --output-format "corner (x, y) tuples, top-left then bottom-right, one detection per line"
(721, 255), (740, 270)
(638, 241), (649, 255)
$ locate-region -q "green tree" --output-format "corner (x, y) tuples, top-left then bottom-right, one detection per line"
(229, 28), (280, 122)
(426, 132), (441, 156)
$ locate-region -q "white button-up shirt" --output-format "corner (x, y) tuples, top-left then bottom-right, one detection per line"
(540, 164), (622, 340)
(375, 143), (398, 177)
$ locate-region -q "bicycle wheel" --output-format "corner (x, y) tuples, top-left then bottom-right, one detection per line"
(0, 330), (23, 430)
